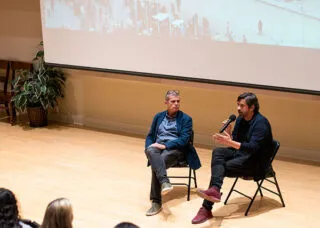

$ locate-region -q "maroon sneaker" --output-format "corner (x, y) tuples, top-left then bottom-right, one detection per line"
(197, 186), (221, 203)
(191, 207), (213, 224)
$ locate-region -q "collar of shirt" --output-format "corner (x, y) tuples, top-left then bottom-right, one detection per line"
(166, 112), (177, 119)
(242, 112), (258, 125)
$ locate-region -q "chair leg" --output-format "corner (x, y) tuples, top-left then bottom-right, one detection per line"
(9, 102), (16, 125)
(193, 169), (197, 188)
(5, 102), (10, 116)
(257, 181), (263, 197)
(224, 177), (239, 205)
(273, 175), (285, 207)
(245, 179), (264, 216)
(187, 167), (192, 201)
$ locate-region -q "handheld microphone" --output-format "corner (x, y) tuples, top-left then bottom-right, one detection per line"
(219, 114), (236, 133)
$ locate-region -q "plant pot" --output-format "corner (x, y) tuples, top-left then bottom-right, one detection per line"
(27, 106), (48, 127)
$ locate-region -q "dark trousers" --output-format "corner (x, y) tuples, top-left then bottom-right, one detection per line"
(203, 147), (256, 211)
(145, 147), (184, 204)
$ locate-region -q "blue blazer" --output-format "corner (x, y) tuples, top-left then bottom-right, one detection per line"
(145, 110), (201, 170)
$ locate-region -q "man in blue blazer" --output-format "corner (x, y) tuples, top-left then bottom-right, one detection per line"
(145, 90), (201, 216)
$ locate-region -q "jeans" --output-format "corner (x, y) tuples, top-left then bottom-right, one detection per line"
(145, 146), (184, 204)
(203, 147), (256, 211)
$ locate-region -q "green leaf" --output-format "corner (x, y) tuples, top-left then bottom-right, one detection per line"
(11, 41), (66, 112)
(36, 50), (44, 58)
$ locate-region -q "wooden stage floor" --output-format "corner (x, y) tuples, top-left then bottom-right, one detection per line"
(0, 122), (319, 227)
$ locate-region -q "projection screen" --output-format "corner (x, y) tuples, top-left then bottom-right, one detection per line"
(40, 0), (320, 94)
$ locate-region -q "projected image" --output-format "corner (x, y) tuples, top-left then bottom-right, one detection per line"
(43, 0), (320, 49)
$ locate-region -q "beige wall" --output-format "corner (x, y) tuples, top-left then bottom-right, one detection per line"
(55, 70), (320, 162)
(2, 0), (320, 162)
(0, 0), (42, 61)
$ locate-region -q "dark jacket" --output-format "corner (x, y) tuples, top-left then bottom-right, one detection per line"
(232, 112), (273, 178)
(145, 110), (201, 170)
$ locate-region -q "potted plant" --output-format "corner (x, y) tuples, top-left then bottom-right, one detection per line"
(12, 42), (66, 127)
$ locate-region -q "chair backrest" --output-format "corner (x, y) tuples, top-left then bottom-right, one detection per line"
(9, 61), (33, 93)
(0, 60), (10, 94)
(268, 140), (280, 167)
(262, 140), (280, 178)
(10, 61), (33, 71)
(189, 130), (194, 145)
(10, 61), (33, 79)
(244, 140), (280, 181)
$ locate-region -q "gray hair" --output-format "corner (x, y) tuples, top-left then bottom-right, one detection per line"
(165, 90), (180, 100)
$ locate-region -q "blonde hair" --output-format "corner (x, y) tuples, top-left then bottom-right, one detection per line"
(41, 198), (73, 228)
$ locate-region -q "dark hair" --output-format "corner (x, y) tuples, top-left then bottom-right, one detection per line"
(114, 222), (139, 228)
(237, 92), (260, 113)
(0, 188), (21, 228)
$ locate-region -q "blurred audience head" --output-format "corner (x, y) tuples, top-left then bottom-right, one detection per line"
(41, 198), (73, 228)
(0, 188), (21, 228)
(114, 222), (139, 228)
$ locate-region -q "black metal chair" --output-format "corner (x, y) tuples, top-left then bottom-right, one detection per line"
(167, 131), (198, 201)
(224, 140), (285, 216)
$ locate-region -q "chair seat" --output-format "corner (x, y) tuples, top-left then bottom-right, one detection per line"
(241, 169), (274, 181)
(241, 176), (254, 180)
(175, 160), (189, 167)
(265, 166), (275, 178)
